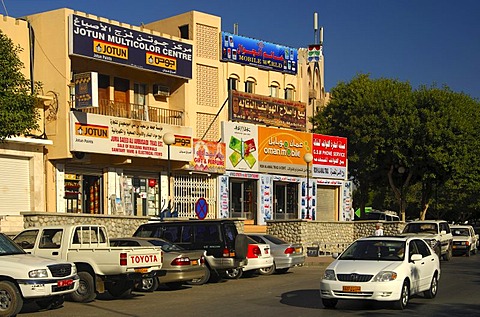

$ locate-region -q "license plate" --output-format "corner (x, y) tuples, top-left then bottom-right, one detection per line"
(135, 268), (149, 273)
(57, 279), (73, 287)
(343, 286), (361, 293)
(191, 260), (198, 265)
(453, 246), (457, 249)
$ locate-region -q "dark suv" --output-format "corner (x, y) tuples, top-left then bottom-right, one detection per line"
(133, 220), (247, 282)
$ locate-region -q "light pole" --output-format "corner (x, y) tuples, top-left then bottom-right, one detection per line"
(303, 152), (313, 219)
(398, 166), (406, 221)
(163, 132), (175, 216)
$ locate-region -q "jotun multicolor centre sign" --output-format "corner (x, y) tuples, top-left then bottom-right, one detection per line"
(69, 14), (193, 79)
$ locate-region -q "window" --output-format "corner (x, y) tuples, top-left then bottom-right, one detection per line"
(228, 77), (238, 91)
(179, 25), (189, 40)
(245, 79), (256, 93)
(73, 226), (107, 244)
(270, 82), (280, 98)
(285, 86), (295, 100)
(134, 83), (147, 106)
(13, 230), (39, 249)
(39, 229), (63, 249)
(413, 239), (432, 257)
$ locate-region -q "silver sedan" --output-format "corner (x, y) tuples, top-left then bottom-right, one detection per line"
(247, 234), (305, 274)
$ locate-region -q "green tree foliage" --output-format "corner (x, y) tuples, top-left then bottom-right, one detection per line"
(0, 30), (39, 141)
(313, 74), (480, 221)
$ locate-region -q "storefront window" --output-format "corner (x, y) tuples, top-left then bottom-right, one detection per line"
(64, 173), (103, 214)
(123, 176), (159, 217)
(274, 182), (298, 220)
(230, 180), (257, 222)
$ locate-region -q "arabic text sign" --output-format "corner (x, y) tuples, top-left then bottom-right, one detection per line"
(257, 126), (312, 176)
(221, 32), (298, 75)
(69, 111), (192, 161)
(69, 15), (193, 79)
(229, 90), (306, 131)
(312, 134), (348, 179)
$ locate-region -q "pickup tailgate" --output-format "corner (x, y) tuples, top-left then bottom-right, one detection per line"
(120, 246), (163, 272)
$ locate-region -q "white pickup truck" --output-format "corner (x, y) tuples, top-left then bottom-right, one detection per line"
(13, 224), (162, 303)
(0, 232), (79, 316)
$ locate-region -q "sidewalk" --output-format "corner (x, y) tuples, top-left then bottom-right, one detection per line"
(303, 255), (334, 267)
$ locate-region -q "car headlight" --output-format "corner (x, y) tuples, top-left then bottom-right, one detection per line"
(71, 264), (77, 275)
(29, 269), (49, 278)
(373, 271), (397, 282)
(323, 269), (336, 281)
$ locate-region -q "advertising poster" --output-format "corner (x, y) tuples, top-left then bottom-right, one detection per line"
(69, 15), (193, 79)
(221, 122), (259, 172)
(259, 174), (273, 225)
(188, 139), (226, 173)
(70, 111), (192, 161)
(218, 175), (229, 218)
(74, 72), (98, 109)
(257, 126), (312, 176)
(220, 32), (297, 75)
(312, 134), (348, 179)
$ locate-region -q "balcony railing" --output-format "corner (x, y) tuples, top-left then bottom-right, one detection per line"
(82, 99), (184, 126)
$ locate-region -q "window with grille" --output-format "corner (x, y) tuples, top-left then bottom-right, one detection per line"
(285, 86), (295, 101)
(173, 174), (217, 219)
(270, 82), (280, 98)
(245, 78), (256, 93)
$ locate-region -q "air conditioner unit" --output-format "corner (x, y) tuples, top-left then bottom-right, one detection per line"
(153, 84), (170, 97)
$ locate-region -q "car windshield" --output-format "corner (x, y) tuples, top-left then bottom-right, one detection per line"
(403, 223), (438, 234)
(339, 240), (406, 261)
(0, 233), (26, 255)
(452, 229), (470, 237)
(264, 235), (288, 244)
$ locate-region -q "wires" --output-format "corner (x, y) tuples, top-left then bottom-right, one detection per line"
(1, 0), (8, 16)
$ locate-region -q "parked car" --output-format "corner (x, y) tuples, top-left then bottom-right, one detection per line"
(110, 237), (207, 291)
(450, 224), (479, 257)
(133, 220), (248, 282)
(320, 235), (441, 310)
(247, 233), (305, 274)
(224, 240), (273, 279)
(401, 220), (453, 260)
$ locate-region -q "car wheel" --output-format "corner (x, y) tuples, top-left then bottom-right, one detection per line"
(258, 264), (275, 275)
(36, 296), (64, 310)
(188, 267), (211, 286)
(393, 280), (409, 310)
(137, 277), (159, 292)
(275, 268), (289, 274)
(322, 298), (338, 308)
(224, 268), (243, 279)
(67, 271), (96, 303)
(0, 280), (23, 317)
(424, 273), (438, 299)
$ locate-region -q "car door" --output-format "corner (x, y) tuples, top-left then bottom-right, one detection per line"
(411, 239), (436, 291)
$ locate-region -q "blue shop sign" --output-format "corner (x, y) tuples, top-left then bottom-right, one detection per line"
(221, 32), (297, 75)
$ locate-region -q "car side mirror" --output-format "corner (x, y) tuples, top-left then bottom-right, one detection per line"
(440, 230), (447, 235)
(410, 254), (422, 262)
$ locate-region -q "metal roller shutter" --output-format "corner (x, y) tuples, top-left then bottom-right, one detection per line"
(0, 155), (30, 215)
(315, 186), (337, 221)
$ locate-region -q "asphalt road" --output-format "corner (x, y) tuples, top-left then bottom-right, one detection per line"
(19, 253), (480, 317)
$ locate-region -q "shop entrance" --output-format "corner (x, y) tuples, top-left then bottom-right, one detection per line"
(274, 182), (298, 220)
(230, 179), (257, 223)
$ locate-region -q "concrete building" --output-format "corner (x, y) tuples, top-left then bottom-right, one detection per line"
(1, 8), (352, 231)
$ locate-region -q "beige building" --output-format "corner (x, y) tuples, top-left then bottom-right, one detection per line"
(1, 8), (351, 230)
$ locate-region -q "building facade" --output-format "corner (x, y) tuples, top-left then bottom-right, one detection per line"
(1, 8), (353, 230)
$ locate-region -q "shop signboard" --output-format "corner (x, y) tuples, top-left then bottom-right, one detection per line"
(229, 90), (306, 131)
(218, 175), (229, 218)
(69, 14), (193, 79)
(69, 111), (192, 161)
(257, 126), (312, 176)
(220, 32), (297, 75)
(311, 134), (348, 179)
(221, 122), (259, 172)
(74, 72), (98, 109)
(188, 139), (226, 173)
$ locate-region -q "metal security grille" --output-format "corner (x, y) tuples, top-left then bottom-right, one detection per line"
(173, 174), (217, 219)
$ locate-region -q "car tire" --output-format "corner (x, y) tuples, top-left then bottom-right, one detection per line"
(137, 277), (159, 292)
(188, 267), (211, 286)
(393, 280), (409, 310)
(424, 273), (438, 299)
(258, 264), (275, 275)
(321, 298), (338, 309)
(275, 268), (289, 274)
(67, 271), (96, 303)
(224, 268), (243, 279)
(0, 280), (23, 317)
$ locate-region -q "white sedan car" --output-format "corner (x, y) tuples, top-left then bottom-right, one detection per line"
(320, 236), (441, 310)
(224, 242), (273, 279)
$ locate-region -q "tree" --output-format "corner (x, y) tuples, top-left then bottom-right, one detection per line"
(0, 30), (39, 141)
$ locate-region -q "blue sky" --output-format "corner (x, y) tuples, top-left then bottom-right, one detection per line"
(3, 0), (479, 99)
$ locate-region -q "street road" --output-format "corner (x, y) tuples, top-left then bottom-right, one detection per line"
(19, 254), (480, 317)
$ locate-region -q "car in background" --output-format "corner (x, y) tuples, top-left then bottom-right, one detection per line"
(110, 237), (207, 291)
(320, 235), (441, 310)
(224, 240), (273, 279)
(247, 233), (305, 274)
(450, 224), (479, 257)
(401, 220), (453, 260)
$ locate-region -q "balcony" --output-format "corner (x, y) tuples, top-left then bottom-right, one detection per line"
(82, 99), (184, 126)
